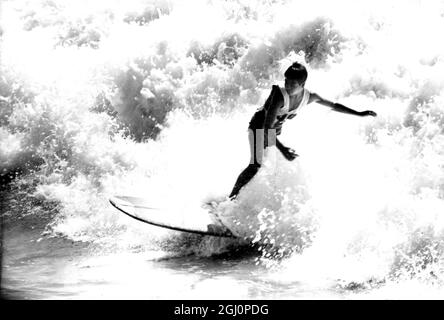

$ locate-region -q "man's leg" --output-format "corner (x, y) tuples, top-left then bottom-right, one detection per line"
(229, 129), (264, 199)
(229, 163), (261, 199)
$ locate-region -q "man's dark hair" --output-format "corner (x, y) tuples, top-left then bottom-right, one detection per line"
(284, 62), (308, 83)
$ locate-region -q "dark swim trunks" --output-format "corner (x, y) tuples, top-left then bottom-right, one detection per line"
(248, 85), (286, 135)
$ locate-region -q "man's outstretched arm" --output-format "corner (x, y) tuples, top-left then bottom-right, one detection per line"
(309, 92), (377, 117)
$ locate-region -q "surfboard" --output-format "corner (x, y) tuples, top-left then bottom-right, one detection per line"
(109, 196), (235, 237)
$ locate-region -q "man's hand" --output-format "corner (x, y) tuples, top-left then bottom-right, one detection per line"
(360, 110), (377, 117)
(280, 146), (299, 161)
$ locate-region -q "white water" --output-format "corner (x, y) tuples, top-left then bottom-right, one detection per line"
(1, 0), (444, 299)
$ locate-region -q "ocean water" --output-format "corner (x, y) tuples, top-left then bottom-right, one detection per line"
(1, 0), (444, 299)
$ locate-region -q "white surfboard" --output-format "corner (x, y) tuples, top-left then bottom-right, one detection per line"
(109, 196), (235, 237)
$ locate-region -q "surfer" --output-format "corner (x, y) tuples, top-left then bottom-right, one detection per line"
(229, 62), (377, 200)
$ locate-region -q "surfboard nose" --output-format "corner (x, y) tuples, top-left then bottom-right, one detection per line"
(109, 196), (126, 208)
(109, 196), (135, 208)
(109, 196), (118, 207)
(109, 196), (136, 216)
